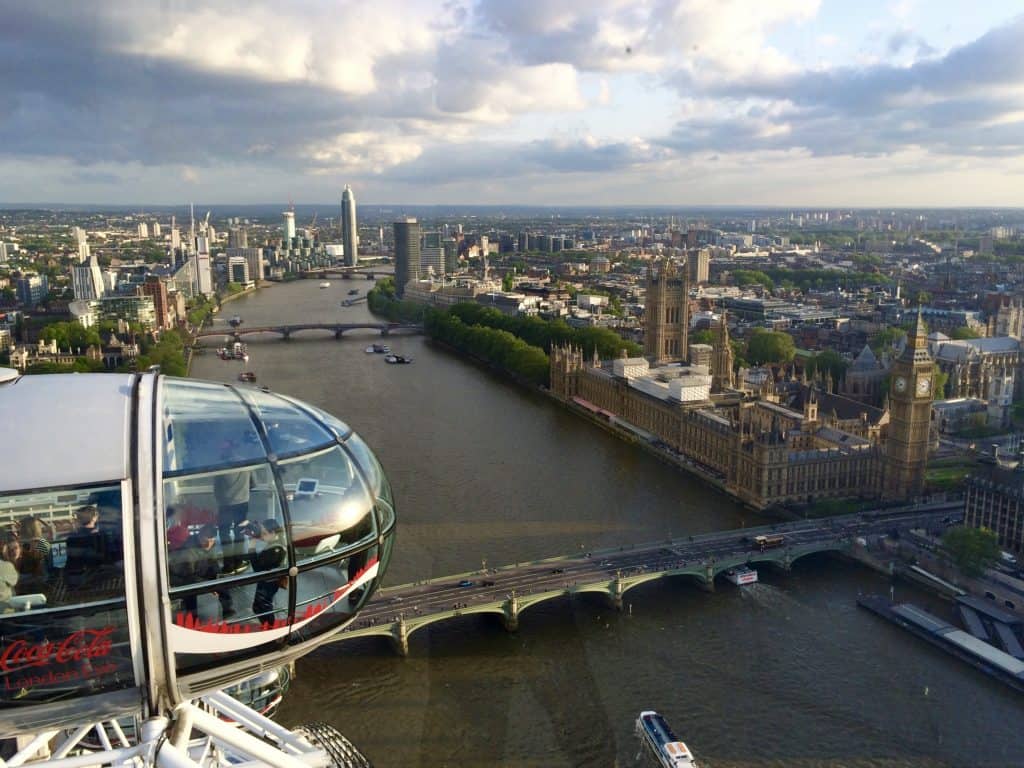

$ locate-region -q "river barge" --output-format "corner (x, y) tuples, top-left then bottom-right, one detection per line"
(857, 596), (1024, 694)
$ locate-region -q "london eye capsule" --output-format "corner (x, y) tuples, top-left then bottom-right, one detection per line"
(0, 370), (395, 742)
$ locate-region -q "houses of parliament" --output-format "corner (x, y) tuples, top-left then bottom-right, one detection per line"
(549, 259), (933, 510)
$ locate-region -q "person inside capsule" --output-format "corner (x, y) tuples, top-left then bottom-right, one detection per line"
(0, 373), (394, 712)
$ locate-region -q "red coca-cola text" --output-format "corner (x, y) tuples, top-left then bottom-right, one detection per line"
(0, 627), (115, 673)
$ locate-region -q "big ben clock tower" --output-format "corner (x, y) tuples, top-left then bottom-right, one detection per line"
(884, 308), (934, 500)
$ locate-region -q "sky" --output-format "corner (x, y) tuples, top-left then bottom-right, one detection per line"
(1, 0), (1023, 207)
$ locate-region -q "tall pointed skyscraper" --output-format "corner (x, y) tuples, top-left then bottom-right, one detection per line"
(341, 185), (358, 267)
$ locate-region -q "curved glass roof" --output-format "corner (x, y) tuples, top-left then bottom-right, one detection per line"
(159, 378), (395, 540)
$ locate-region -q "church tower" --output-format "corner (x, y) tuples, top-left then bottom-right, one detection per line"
(711, 310), (735, 392)
(883, 309), (933, 500)
(644, 258), (690, 364)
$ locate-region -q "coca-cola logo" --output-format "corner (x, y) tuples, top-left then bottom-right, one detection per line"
(0, 627), (115, 673)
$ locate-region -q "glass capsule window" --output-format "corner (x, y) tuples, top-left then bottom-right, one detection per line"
(163, 379), (265, 474)
(159, 379), (393, 677)
(278, 446), (376, 562)
(279, 396), (352, 442)
(0, 483), (135, 710)
(237, 388), (336, 458)
(344, 432), (395, 532)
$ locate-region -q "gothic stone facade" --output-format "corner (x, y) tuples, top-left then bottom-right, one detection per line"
(551, 342), (928, 509)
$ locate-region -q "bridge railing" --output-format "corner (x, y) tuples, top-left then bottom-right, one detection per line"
(372, 501), (960, 597)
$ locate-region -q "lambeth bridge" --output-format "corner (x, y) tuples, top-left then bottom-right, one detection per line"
(300, 263), (393, 280)
(334, 501), (962, 655)
(194, 322), (422, 342)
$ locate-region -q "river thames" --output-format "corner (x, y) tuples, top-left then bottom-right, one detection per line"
(190, 280), (1024, 767)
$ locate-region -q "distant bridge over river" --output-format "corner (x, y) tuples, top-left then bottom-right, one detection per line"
(300, 263), (393, 280)
(194, 322), (422, 342)
(332, 501), (962, 655)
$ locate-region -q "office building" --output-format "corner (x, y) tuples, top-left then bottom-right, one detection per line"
(393, 218), (421, 298)
(194, 236), (213, 297)
(227, 247), (264, 283)
(966, 465), (1024, 556)
(228, 255), (252, 287)
(141, 276), (172, 329)
(0, 242), (7, 264)
(443, 238), (460, 273)
(16, 274), (48, 306)
(152, 221), (162, 238)
(97, 294), (157, 329)
(341, 185), (358, 267)
(687, 248), (710, 284)
(283, 211), (296, 243)
(138, 222), (149, 239)
(421, 231), (444, 277)
(228, 227), (248, 249)
(72, 255), (106, 301)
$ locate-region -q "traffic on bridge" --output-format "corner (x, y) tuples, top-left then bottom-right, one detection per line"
(333, 501), (963, 654)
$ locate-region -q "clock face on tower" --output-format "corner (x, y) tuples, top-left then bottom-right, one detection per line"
(916, 376), (931, 396)
(893, 376), (907, 393)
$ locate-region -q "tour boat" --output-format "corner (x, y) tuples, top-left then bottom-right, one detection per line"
(636, 711), (698, 768)
(384, 354), (412, 365)
(319, 281), (330, 288)
(228, 315), (242, 327)
(238, 371), (257, 382)
(219, 341), (249, 362)
(347, 289), (359, 295)
(363, 343), (390, 354)
(724, 565), (758, 586)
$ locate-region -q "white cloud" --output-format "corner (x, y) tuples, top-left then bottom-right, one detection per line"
(0, 0), (1022, 205)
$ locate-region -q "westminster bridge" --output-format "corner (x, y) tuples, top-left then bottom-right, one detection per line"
(333, 501), (963, 655)
(193, 322), (422, 342)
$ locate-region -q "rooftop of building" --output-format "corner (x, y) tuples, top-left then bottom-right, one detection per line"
(786, 383), (886, 423)
(968, 461), (1024, 494)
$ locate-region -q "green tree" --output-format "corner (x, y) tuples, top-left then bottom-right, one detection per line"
(690, 329), (714, 346)
(933, 363), (948, 401)
(609, 294), (623, 317)
(942, 526), (1000, 577)
(805, 349), (848, 383)
(870, 326), (906, 355)
(914, 290), (932, 305)
(226, 282), (244, 295)
(746, 329), (795, 366)
(41, 321), (102, 351)
(950, 326), (981, 340)
(136, 329), (187, 377)
(732, 269), (774, 290)
(501, 272), (515, 291)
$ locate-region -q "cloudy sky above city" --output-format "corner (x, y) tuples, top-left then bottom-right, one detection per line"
(1, 0), (1023, 206)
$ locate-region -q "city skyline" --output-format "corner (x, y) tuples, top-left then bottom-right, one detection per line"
(1, 1), (1023, 207)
